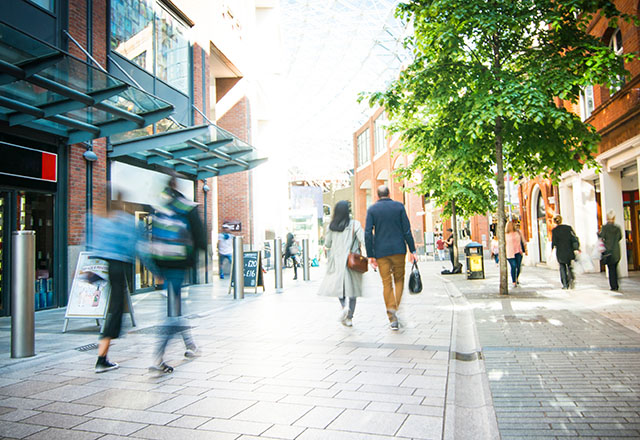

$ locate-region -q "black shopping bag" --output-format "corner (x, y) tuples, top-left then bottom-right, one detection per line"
(409, 261), (422, 294)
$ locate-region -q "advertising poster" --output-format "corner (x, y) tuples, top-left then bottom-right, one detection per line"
(65, 252), (111, 318)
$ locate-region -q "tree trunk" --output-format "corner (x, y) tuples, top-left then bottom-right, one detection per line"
(495, 115), (508, 295)
(451, 199), (460, 268)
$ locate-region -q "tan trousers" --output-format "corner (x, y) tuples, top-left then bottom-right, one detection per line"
(377, 254), (406, 322)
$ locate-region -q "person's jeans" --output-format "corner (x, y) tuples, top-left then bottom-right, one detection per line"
(218, 253), (232, 279)
(377, 254), (406, 322)
(339, 295), (357, 319)
(507, 252), (522, 284)
(155, 269), (195, 363)
(437, 249), (445, 261)
(606, 259), (619, 290)
(559, 262), (574, 289)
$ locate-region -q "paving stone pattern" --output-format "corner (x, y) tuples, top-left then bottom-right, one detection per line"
(452, 262), (640, 439)
(0, 265), (454, 439)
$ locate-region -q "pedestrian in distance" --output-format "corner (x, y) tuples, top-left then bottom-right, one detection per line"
(148, 177), (206, 373)
(91, 193), (139, 373)
(551, 215), (580, 290)
(435, 234), (445, 261)
(490, 236), (499, 265)
(318, 201), (365, 327)
(217, 229), (233, 279)
(284, 232), (300, 280)
(599, 210), (623, 291)
(505, 220), (525, 287)
(365, 185), (417, 330)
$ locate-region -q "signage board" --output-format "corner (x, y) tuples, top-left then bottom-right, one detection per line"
(229, 251), (265, 293)
(0, 142), (57, 182)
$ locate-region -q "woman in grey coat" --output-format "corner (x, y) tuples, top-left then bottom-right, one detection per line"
(319, 200), (366, 327)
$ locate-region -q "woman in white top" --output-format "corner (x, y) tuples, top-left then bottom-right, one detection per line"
(318, 200), (365, 327)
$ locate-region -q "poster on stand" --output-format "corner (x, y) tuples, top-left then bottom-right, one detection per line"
(65, 252), (111, 320)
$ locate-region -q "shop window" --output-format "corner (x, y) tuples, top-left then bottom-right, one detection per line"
(609, 29), (625, 94)
(357, 128), (370, 167)
(111, 0), (190, 95)
(579, 85), (594, 120)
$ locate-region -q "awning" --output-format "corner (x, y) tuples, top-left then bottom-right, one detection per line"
(0, 21), (173, 144)
(109, 123), (268, 179)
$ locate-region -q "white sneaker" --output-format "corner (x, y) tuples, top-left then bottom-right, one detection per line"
(339, 307), (348, 323)
(342, 318), (353, 327)
(184, 346), (200, 358)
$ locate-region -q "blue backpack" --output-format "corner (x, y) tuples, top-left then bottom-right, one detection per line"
(150, 205), (193, 263)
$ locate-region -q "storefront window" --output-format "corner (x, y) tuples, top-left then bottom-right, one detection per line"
(155, 6), (189, 94)
(111, 0), (190, 94)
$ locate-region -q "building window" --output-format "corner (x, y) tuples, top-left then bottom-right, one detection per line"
(609, 29), (624, 94)
(111, 0), (190, 95)
(28, 0), (54, 12)
(579, 85), (594, 120)
(357, 129), (370, 167)
(374, 114), (387, 155)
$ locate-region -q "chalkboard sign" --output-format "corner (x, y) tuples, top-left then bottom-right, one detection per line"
(229, 251), (265, 293)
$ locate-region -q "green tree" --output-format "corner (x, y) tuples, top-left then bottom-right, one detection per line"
(369, 0), (635, 294)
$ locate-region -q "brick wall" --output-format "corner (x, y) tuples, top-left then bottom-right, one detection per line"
(216, 97), (253, 246)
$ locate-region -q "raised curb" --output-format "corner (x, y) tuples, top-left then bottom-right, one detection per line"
(442, 277), (501, 440)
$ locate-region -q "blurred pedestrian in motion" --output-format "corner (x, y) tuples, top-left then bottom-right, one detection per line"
(91, 193), (138, 373)
(284, 232), (300, 280)
(435, 234), (445, 261)
(365, 185), (417, 330)
(505, 220), (525, 287)
(318, 201), (365, 327)
(149, 177), (206, 373)
(217, 229), (233, 279)
(599, 210), (623, 291)
(551, 214), (579, 289)
(490, 236), (499, 265)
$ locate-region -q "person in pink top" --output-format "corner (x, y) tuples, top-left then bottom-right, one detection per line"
(505, 220), (526, 287)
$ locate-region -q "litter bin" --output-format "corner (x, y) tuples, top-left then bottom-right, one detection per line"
(464, 242), (485, 280)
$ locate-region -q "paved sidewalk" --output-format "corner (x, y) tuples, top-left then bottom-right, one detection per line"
(0, 263), (461, 440)
(444, 259), (640, 439)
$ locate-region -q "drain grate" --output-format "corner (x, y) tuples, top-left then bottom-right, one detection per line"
(75, 343), (98, 352)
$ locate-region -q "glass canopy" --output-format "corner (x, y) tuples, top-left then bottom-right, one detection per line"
(109, 124), (268, 179)
(0, 21), (173, 144)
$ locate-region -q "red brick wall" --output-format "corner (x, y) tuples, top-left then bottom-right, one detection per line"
(518, 177), (556, 242)
(67, 0), (108, 245)
(216, 97), (253, 246)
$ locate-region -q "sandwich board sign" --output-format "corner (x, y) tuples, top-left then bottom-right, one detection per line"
(229, 251), (265, 294)
(63, 252), (135, 332)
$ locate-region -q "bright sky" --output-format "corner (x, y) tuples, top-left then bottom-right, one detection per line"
(278, 0), (409, 181)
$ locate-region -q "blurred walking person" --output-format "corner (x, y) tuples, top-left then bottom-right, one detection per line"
(365, 185), (417, 330)
(149, 177), (206, 373)
(435, 234), (445, 261)
(217, 229), (233, 279)
(284, 232), (299, 280)
(551, 215), (579, 289)
(91, 194), (138, 373)
(505, 220), (525, 287)
(318, 201), (365, 327)
(599, 210), (623, 291)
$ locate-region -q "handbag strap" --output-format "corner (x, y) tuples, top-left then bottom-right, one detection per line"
(349, 221), (359, 253)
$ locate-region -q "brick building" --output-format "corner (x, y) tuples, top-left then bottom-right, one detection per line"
(518, 1), (640, 276)
(0, 0), (273, 317)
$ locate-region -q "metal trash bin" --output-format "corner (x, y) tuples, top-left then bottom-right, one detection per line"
(464, 242), (485, 280)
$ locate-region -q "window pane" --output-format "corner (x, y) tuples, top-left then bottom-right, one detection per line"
(111, 0), (155, 73)
(155, 6), (190, 94)
(29, 0), (54, 12)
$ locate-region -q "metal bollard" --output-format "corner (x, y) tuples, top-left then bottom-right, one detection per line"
(11, 231), (35, 358)
(302, 238), (310, 281)
(167, 278), (181, 317)
(233, 236), (244, 299)
(274, 238), (283, 293)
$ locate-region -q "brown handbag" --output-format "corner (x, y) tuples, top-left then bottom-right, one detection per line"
(347, 222), (368, 273)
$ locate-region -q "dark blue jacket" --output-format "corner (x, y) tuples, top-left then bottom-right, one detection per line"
(365, 198), (416, 258)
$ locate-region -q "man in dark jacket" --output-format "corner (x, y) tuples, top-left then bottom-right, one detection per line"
(551, 215), (579, 289)
(599, 210), (623, 291)
(150, 177), (207, 373)
(365, 185), (417, 330)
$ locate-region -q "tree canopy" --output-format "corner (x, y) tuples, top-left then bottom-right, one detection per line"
(368, 0), (636, 293)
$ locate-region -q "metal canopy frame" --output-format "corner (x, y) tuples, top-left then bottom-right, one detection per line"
(109, 123), (268, 180)
(0, 21), (174, 144)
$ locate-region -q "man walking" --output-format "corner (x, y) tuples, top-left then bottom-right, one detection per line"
(551, 214), (579, 289)
(599, 210), (623, 291)
(365, 185), (417, 330)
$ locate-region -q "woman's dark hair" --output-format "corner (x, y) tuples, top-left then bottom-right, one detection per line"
(329, 200), (351, 232)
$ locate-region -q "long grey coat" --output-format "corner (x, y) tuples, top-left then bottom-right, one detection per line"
(318, 220), (365, 298)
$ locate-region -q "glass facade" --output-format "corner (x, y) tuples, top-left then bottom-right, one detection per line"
(111, 0), (190, 94)
(28, 0), (54, 12)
